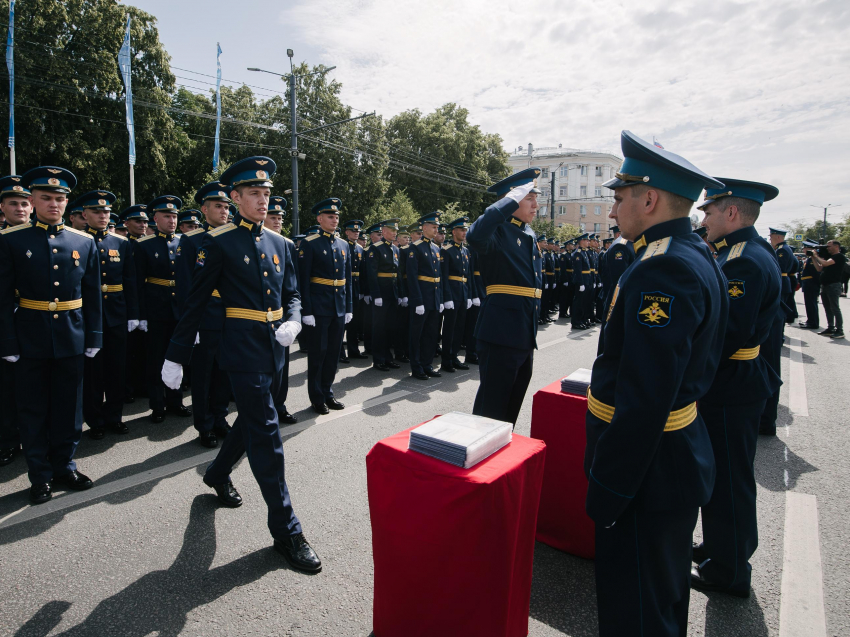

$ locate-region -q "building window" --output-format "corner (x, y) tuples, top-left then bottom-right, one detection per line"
(541, 187), (550, 198)
(560, 166), (569, 178)
(559, 186), (567, 197)
(558, 205), (566, 215)
(580, 205), (587, 217)
(594, 187), (602, 197)
(580, 222), (586, 232)
(541, 167), (549, 178)
(594, 223), (602, 232)
(580, 165), (588, 176)
(594, 206), (601, 215)
(595, 166), (603, 177)
(580, 185), (587, 197)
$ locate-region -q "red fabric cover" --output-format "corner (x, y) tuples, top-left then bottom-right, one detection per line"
(529, 381), (595, 559)
(367, 424), (547, 637)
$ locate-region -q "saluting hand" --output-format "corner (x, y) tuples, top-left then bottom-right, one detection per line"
(505, 181), (535, 204)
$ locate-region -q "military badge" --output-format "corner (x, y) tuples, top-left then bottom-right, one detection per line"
(244, 255), (250, 264)
(273, 254), (279, 264)
(637, 291), (673, 328)
(728, 279), (745, 299)
(196, 249), (206, 267)
(517, 238), (522, 247)
(606, 284), (620, 321)
(256, 170), (268, 179)
(615, 253), (623, 260)
(47, 168), (62, 174)
(48, 178), (60, 186)
(25, 250), (31, 258)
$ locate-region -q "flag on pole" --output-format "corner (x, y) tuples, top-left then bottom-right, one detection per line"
(117, 15), (136, 166)
(213, 43), (222, 172)
(6, 0), (15, 149)
(653, 136), (664, 149)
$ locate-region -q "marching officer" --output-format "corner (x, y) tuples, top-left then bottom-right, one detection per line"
(341, 219), (367, 362)
(0, 167), (102, 503)
(175, 182), (232, 447)
(407, 212), (444, 379)
(80, 191), (139, 439)
(798, 242), (821, 329)
(121, 204), (150, 404)
(161, 156), (321, 573)
(440, 217), (474, 372)
(693, 178), (782, 598)
(467, 168), (543, 425)
(571, 234), (593, 329)
(298, 198), (353, 414)
(366, 219), (402, 372)
(135, 195), (192, 423)
(586, 131), (727, 637)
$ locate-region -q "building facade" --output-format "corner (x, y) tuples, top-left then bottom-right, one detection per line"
(506, 143), (623, 237)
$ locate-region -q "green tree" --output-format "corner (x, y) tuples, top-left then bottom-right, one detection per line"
(367, 190), (417, 228)
(530, 218), (580, 242)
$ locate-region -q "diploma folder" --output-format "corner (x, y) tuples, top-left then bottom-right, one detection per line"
(408, 411), (513, 469)
(560, 368), (592, 396)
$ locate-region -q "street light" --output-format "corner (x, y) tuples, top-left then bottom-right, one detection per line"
(810, 204), (842, 243)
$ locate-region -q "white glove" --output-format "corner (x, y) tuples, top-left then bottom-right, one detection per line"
(466, 299), (472, 309)
(439, 303), (444, 313)
(563, 282), (568, 287)
(444, 301), (454, 310)
(401, 297), (409, 307)
(374, 298), (383, 307)
(545, 283), (549, 290)
(415, 305), (425, 315)
(275, 320), (302, 347)
(472, 297), (480, 306)
(85, 348), (100, 358)
(364, 296), (371, 305)
(302, 315), (316, 327)
(127, 319), (139, 332)
(2, 355), (19, 363)
(358, 294), (364, 300)
(161, 360), (183, 390)
(397, 298), (404, 306)
(194, 333), (200, 345)
(139, 320), (148, 332)
(505, 181), (534, 204)
(580, 285), (585, 292)
(345, 312), (353, 324)
(594, 283), (598, 288)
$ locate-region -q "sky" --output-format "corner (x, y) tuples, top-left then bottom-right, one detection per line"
(129, 0), (850, 235)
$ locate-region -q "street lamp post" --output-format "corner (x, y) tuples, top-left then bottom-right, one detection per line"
(810, 204), (841, 243)
(550, 161), (564, 223)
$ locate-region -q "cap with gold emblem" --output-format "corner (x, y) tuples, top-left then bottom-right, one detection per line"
(22, 166), (77, 193)
(268, 195), (288, 215)
(343, 219), (363, 232)
(120, 204), (149, 222)
(487, 167), (542, 197)
(312, 197), (342, 216)
(0, 174), (31, 200)
(178, 209), (202, 225)
(194, 180), (232, 205)
(149, 195), (183, 213)
(77, 190), (117, 210)
(220, 156), (276, 189)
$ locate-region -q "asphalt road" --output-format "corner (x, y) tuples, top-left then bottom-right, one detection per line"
(1, 294), (847, 637)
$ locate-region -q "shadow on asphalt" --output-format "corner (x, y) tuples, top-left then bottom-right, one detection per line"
(528, 542), (598, 636)
(754, 435), (818, 493)
(703, 591), (770, 636)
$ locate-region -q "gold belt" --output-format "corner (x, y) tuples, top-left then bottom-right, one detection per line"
(146, 277), (175, 287)
(19, 298), (83, 312)
(485, 285), (542, 299)
(801, 276), (812, 280)
(351, 272), (360, 277)
(225, 307), (283, 322)
(545, 272), (556, 276)
(781, 273), (789, 277)
(100, 284), (123, 293)
(310, 277), (345, 287)
(581, 270), (592, 274)
(448, 276), (467, 283)
(377, 273), (397, 278)
(473, 271), (481, 276)
(211, 290), (221, 298)
(587, 388), (696, 432)
(730, 345), (760, 360)
(418, 276), (440, 283)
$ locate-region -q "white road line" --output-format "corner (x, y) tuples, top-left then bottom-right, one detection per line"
(0, 504), (29, 526)
(787, 337), (809, 417)
(779, 492), (827, 637)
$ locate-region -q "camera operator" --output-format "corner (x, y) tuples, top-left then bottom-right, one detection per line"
(811, 240), (845, 338)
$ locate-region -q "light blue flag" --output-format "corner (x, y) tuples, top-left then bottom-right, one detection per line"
(117, 15), (136, 166)
(6, 0), (14, 149)
(213, 43), (222, 172)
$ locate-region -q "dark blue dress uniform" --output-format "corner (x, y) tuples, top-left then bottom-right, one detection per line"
(599, 232), (635, 334)
(440, 217), (474, 370)
(121, 205), (150, 402)
(406, 213), (444, 376)
(462, 246), (483, 362)
(799, 246), (821, 328)
(298, 198), (353, 408)
(772, 229), (798, 322)
(467, 168), (543, 426)
(395, 230), (412, 361)
(558, 242), (575, 319)
(165, 156), (306, 545)
(80, 191), (139, 436)
(342, 219), (365, 358)
(135, 195), (185, 416)
(571, 237), (594, 328)
(689, 180), (782, 596)
(587, 131), (728, 637)
(367, 220), (401, 369)
(0, 167), (103, 490)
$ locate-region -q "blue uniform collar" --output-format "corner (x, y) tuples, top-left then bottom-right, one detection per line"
(321, 231), (335, 239)
(711, 225), (758, 252)
(86, 226), (109, 240)
(631, 217), (692, 254)
(33, 219), (65, 233)
(234, 214), (263, 236)
(157, 231), (175, 241)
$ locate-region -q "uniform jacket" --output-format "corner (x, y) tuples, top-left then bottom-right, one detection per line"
(441, 241), (475, 304)
(298, 230), (353, 317)
(366, 240), (400, 304)
(348, 240), (364, 298)
(774, 241), (797, 294)
(87, 228), (138, 328)
(175, 226), (225, 331)
(406, 238), (443, 310)
(572, 250), (593, 287)
(468, 247), (484, 299)
(800, 256), (820, 289)
(602, 238), (636, 291)
(134, 231), (181, 322)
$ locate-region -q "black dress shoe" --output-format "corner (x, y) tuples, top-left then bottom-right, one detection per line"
(441, 364), (456, 373)
(123, 395), (136, 404)
(150, 410), (166, 424)
(53, 470), (94, 491)
(466, 354), (479, 365)
(30, 483), (52, 504)
(373, 363), (389, 372)
(452, 359), (470, 371)
(818, 328), (835, 335)
(692, 541), (707, 564)
(108, 421), (129, 435)
(425, 368), (442, 378)
(339, 354), (350, 364)
(199, 431), (218, 448)
(278, 410), (298, 425)
(690, 564), (750, 598)
(274, 532), (322, 573)
(411, 371), (429, 380)
(759, 427), (776, 436)
(571, 324), (588, 330)
(312, 403), (330, 415)
(0, 447), (16, 466)
(351, 352), (369, 359)
(167, 404), (192, 417)
(325, 398), (345, 411)
(88, 427), (106, 440)
(386, 360), (401, 369)
(435, 345), (442, 355)
(213, 423), (232, 438)
(203, 476), (243, 507)
(395, 355), (410, 363)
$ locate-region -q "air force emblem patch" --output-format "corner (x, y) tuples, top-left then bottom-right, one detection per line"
(637, 291), (673, 327)
(728, 279), (745, 299)
(196, 249), (206, 267)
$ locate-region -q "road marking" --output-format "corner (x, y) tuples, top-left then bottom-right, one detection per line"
(0, 389), (411, 532)
(779, 492), (826, 637)
(787, 337), (809, 417)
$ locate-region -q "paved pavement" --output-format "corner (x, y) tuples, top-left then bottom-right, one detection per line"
(1, 294), (848, 636)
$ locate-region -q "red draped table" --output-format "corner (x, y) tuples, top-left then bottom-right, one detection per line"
(366, 425), (546, 637)
(529, 380), (595, 559)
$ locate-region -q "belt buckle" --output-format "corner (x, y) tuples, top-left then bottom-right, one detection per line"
(48, 301), (57, 311)
(266, 310), (274, 322)
(169, 280), (175, 287)
(101, 284), (108, 293)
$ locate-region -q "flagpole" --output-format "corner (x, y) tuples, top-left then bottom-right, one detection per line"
(6, 0), (15, 174)
(118, 15), (136, 204)
(129, 165), (135, 206)
(213, 43), (222, 174)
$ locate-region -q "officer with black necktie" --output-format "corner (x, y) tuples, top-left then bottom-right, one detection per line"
(340, 219), (367, 362)
(440, 216), (475, 372)
(366, 219), (402, 372)
(406, 212), (444, 379)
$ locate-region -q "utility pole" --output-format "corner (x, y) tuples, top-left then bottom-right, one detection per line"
(550, 161), (564, 224)
(810, 204), (841, 243)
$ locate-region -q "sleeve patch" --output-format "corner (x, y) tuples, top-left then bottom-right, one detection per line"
(196, 249), (206, 267)
(728, 279), (745, 298)
(637, 290), (673, 328)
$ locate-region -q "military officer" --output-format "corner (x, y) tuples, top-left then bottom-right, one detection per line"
(265, 196), (285, 234)
(394, 225), (411, 363)
(174, 182), (233, 447)
(599, 225), (635, 333)
(298, 198), (353, 414)
(366, 219), (402, 371)
(440, 217), (474, 372)
(67, 199), (87, 231)
(135, 195), (192, 423)
(0, 167), (102, 503)
(161, 156), (321, 573)
(0, 175), (31, 228)
(121, 204), (149, 404)
(406, 212), (444, 379)
(571, 234), (593, 329)
(692, 178), (782, 598)
(798, 241), (821, 329)
(462, 243), (483, 364)
(558, 239), (575, 319)
(467, 168), (543, 425)
(586, 131), (727, 637)
(177, 209), (202, 234)
(770, 227), (798, 324)
(341, 219), (367, 362)
(360, 223), (382, 355)
(80, 191), (139, 439)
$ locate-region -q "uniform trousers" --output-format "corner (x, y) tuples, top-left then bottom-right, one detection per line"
(345, 293), (364, 356)
(83, 323), (127, 429)
(304, 314), (345, 405)
(472, 341), (533, 426)
(15, 355), (84, 484)
(362, 298), (374, 353)
(396, 305), (410, 357)
(698, 399), (765, 594)
(821, 282), (844, 330)
(559, 283), (572, 318)
(409, 308), (440, 373)
(0, 359), (20, 449)
(759, 314), (784, 434)
(595, 285), (605, 319)
(783, 291), (798, 323)
(463, 304), (479, 357)
(802, 282), (820, 327)
(146, 319), (184, 412)
(126, 328), (147, 398)
(571, 288), (589, 327)
(190, 329), (231, 434)
(205, 370), (302, 540)
(273, 346), (291, 414)
(441, 303), (467, 364)
(371, 300), (397, 365)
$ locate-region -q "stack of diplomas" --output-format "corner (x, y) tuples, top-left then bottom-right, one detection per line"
(560, 368), (592, 396)
(408, 412), (512, 469)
